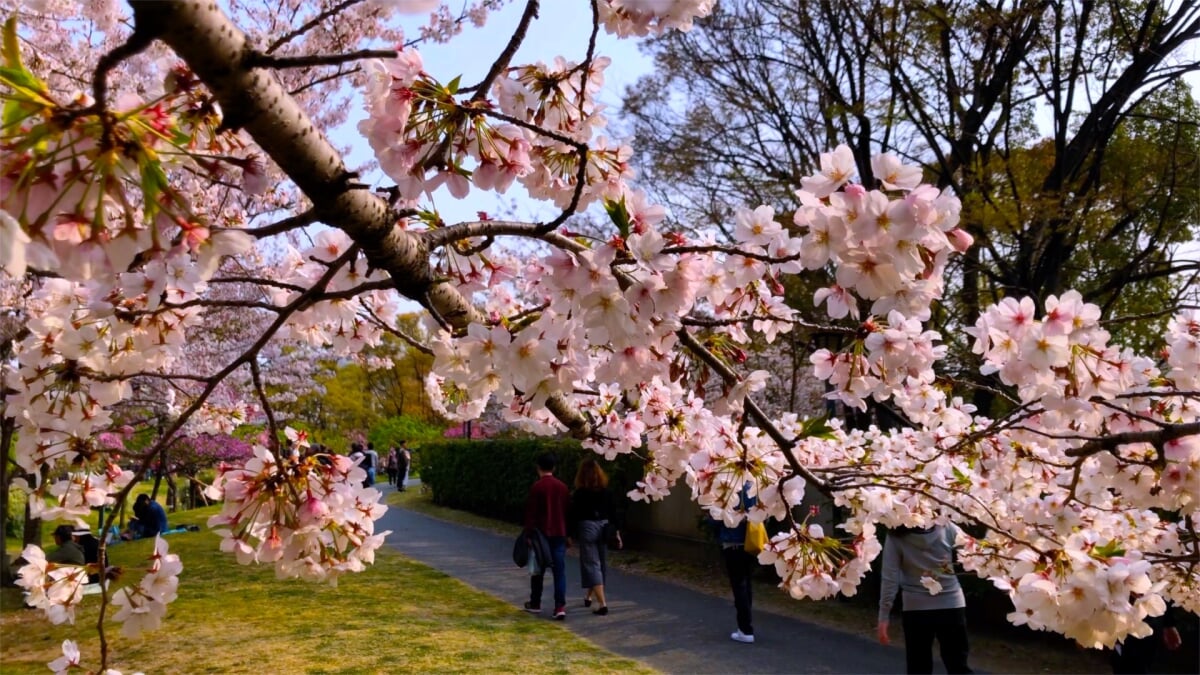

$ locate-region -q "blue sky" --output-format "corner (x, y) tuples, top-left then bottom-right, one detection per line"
(335, 1), (654, 227)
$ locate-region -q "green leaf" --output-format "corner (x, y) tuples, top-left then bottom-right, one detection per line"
(604, 197), (630, 238)
(798, 415), (834, 439)
(446, 75), (461, 95)
(1092, 540), (1126, 559)
(140, 160), (169, 219)
(2, 97), (30, 129)
(0, 64), (40, 92)
(951, 465), (971, 488)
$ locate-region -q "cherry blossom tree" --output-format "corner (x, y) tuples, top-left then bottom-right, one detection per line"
(0, 1), (1197, 672)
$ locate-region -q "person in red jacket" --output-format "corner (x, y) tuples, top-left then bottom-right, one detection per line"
(523, 452), (571, 619)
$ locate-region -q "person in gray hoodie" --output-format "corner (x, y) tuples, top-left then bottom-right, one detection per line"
(877, 524), (971, 674)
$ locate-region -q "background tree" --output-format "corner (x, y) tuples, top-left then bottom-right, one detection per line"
(359, 313), (437, 420)
(274, 316), (438, 450)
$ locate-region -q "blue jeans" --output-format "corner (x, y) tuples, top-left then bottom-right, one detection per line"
(530, 536), (567, 609)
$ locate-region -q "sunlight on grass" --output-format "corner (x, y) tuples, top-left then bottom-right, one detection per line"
(1, 504), (655, 674)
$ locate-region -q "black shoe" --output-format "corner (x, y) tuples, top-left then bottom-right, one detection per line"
(593, 606), (608, 616)
(583, 598), (592, 608)
(523, 602), (541, 613)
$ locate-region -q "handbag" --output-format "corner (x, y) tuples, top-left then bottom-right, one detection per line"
(744, 520), (768, 555)
(602, 520), (621, 549)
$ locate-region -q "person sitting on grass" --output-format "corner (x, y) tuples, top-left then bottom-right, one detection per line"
(46, 524), (86, 565)
(123, 494), (169, 540)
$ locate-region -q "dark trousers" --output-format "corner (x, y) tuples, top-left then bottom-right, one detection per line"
(722, 546), (755, 635)
(530, 536), (568, 609)
(902, 607), (971, 674)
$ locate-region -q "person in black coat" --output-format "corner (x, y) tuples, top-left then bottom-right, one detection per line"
(570, 458), (622, 615)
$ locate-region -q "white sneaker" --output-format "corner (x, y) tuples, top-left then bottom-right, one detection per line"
(730, 629), (755, 644)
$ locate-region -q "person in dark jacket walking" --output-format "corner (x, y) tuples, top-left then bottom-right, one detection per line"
(523, 452), (571, 619)
(711, 483), (758, 644)
(877, 524), (972, 674)
(396, 441), (411, 491)
(570, 458), (622, 615)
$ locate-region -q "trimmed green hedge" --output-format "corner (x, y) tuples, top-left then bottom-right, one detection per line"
(417, 439), (644, 525)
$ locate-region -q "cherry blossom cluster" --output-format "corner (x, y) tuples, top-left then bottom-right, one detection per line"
(965, 292), (1148, 409)
(17, 536), (182, 641)
(14, 544), (90, 625)
(270, 229), (401, 353)
(759, 520), (882, 601)
(0, 50), (255, 529)
(110, 536), (184, 637)
(797, 146), (970, 323)
(204, 439), (392, 584)
(810, 310), (946, 411)
(597, 0), (716, 37)
(1165, 309), (1199, 389)
(412, 0), (509, 43)
(360, 44), (632, 209)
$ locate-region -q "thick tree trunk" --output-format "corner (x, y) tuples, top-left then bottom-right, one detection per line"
(22, 468), (43, 547)
(0, 416), (15, 586)
(165, 473), (178, 512)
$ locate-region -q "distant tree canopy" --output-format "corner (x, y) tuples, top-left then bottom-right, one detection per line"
(272, 314), (438, 449)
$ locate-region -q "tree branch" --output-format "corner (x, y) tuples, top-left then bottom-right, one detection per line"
(1064, 421), (1200, 458)
(249, 48), (398, 70)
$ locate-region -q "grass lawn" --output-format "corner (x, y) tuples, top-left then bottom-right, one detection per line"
(390, 489), (1115, 675)
(1, 504), (655, 674)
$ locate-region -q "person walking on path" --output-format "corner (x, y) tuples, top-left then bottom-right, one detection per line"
(711, 482), (758, 644)
(396, 441), (411, 491)
(364, 442), (380, 487)
(385, 447), (398, 486)
(877, 524), (972, 674)
(524, 452), (571, 620)
(570, 458), (622, 616)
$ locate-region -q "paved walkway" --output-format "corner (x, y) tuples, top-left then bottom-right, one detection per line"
(378, 485), (904, 674)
